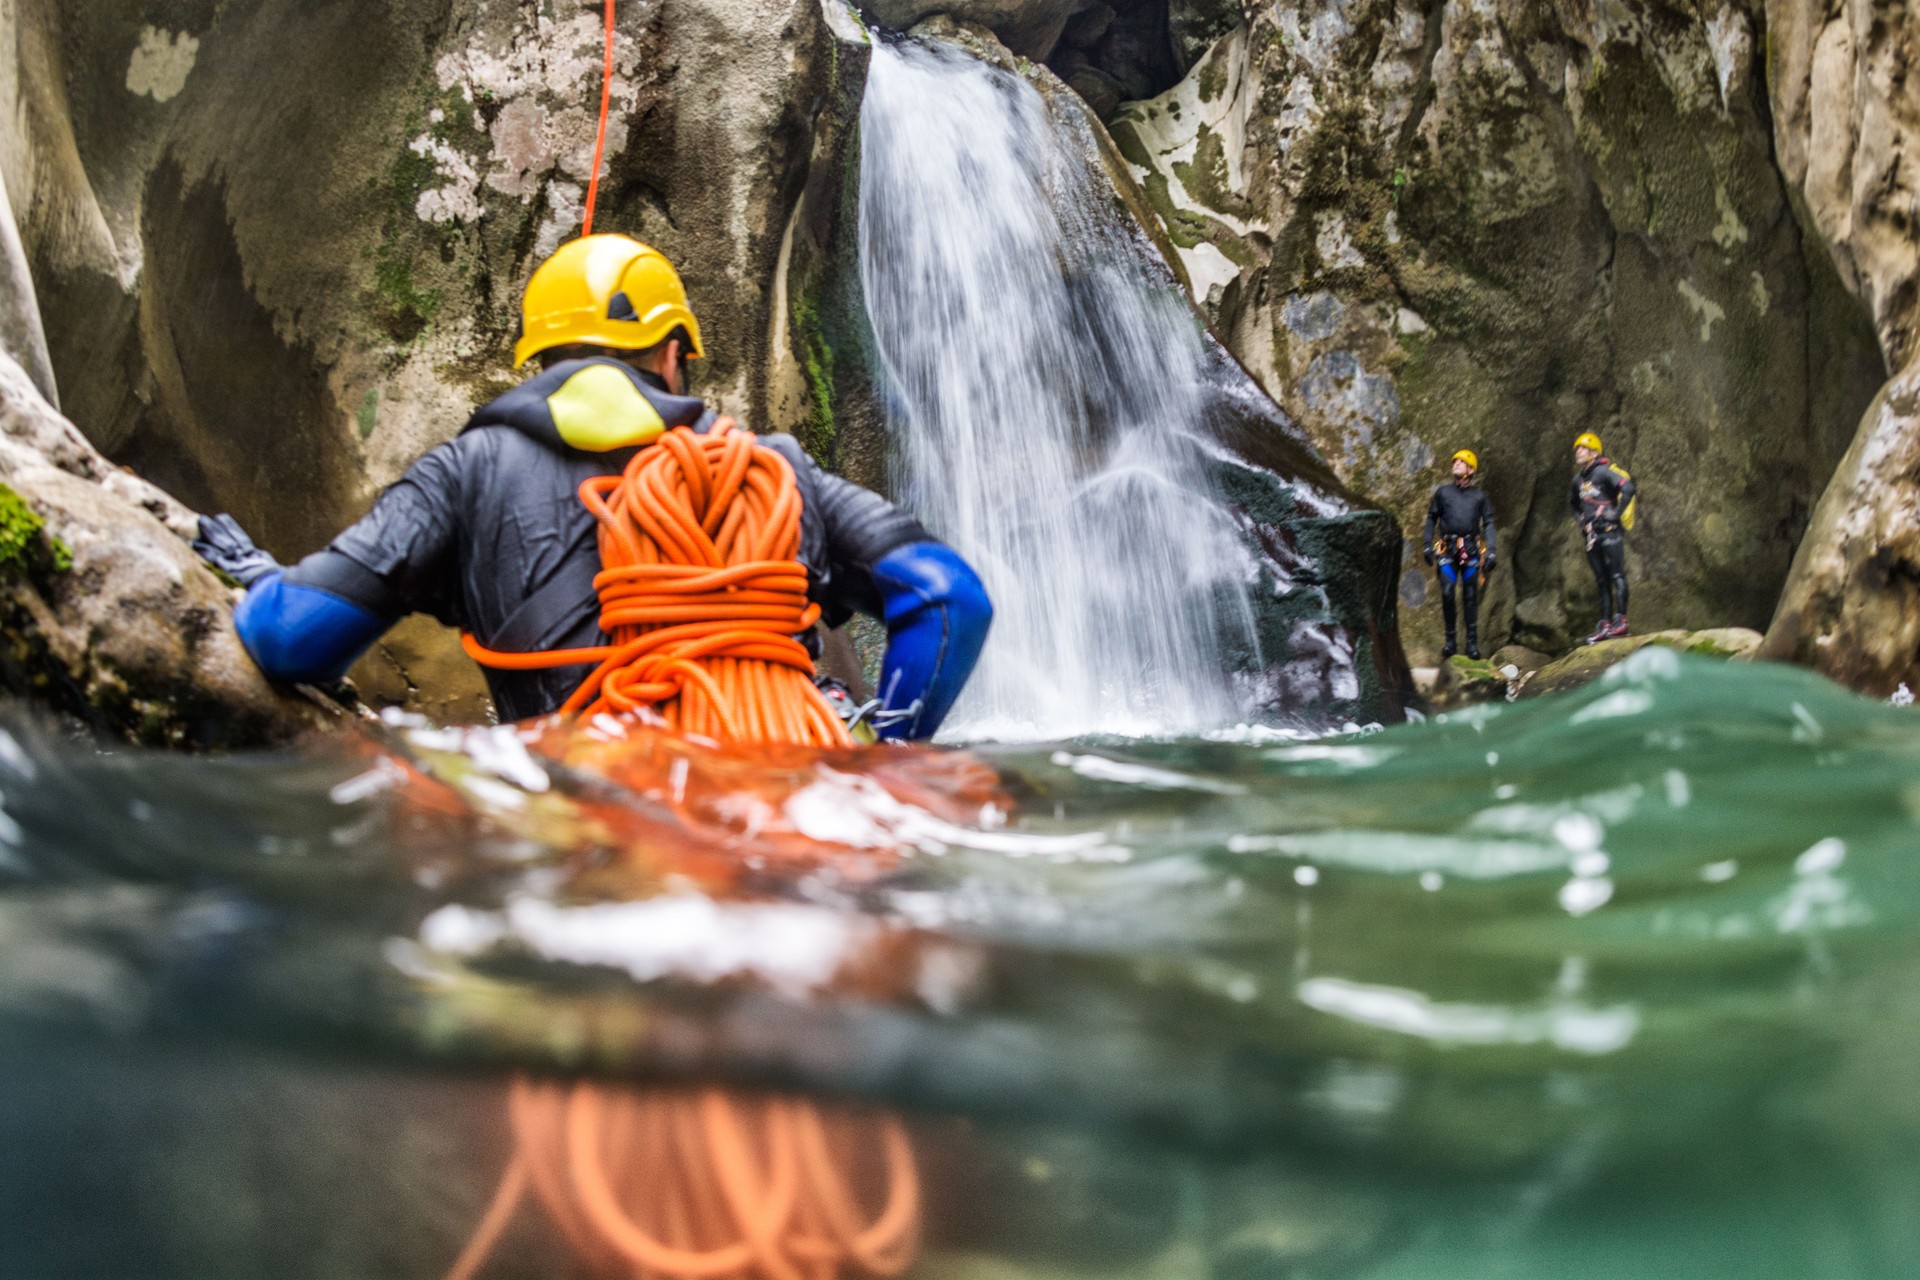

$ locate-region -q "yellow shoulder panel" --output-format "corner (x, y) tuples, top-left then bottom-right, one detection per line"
(546, 364), (666, 451)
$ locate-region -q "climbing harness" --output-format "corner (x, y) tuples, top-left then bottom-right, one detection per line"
(447, 424), (924, 1279)
(1432, 534), (1484, 583)
(583, 0), (617, 236)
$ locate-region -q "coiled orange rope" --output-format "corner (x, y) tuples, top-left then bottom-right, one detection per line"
(447, 424), (917, 1280)
(463, 423), (852, 747)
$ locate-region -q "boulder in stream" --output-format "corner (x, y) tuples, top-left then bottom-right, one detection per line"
(0, 352), (322, 747)
(1521, 627), (1762, 700)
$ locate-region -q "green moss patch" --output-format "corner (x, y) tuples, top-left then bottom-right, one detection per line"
(788, 286), (838, 468)
(0, 485), (71, 575)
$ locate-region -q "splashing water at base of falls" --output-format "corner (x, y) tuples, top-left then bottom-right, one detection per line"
(859, 38), (1261, 741)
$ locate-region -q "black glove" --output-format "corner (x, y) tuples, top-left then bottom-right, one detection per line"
(192, 513), (281, 587)
(1422, 546), (1435, 566)
(1482, 552), (1496, 574)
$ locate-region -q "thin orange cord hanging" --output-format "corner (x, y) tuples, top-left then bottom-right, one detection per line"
(446, 424), (917, 1280)
(582, 0), (617, 236)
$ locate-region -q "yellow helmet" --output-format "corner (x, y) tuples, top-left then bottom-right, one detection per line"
(1451, 448), (1478, 472)
(1574, 432), (1603, 453)
(514, 234), (705, 368)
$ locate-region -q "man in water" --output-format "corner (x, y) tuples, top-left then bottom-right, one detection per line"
(193, 234), (991, 740)
(1570, 431), (1636, 644)
(1422, 448), (1497, 660)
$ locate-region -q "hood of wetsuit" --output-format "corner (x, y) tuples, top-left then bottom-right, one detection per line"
(463, 357), (715, 454)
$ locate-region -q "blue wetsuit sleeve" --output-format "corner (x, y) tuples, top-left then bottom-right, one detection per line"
(233, 572), (389, 685)
(870, 541), (992, 742)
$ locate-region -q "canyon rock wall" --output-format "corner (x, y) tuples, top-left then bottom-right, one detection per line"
(1759, 0), (1920, 695)
(1110, 0), (1885, 659)
(4, 0), (1916, 727)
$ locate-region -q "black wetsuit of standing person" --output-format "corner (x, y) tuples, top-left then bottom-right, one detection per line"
(1423, 451), (1497, 660)
(1571, 435), (1637, 644)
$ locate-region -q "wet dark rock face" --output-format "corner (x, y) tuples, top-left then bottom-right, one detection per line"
(1043, 2), (1184, 120)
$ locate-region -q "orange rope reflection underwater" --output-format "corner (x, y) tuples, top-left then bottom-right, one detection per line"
(447, 1084), (919, 1280)
(442, 424), (928, 1277)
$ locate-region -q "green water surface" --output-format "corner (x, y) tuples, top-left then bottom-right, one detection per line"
(0, 650), (1916, 1278)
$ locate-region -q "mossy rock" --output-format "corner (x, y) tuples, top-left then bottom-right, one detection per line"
(1423, 654), (1510, 709)
(0, 483), (72, 576)
(1522, 627), (1761, 698)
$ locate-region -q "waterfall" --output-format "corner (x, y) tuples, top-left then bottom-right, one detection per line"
(858, 37), (1261, 741)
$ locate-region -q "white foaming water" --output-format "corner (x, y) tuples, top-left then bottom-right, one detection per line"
(859, 38), (1260, 741)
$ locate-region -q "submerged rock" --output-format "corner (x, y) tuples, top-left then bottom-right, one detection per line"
(1110, 2), (1884, 663)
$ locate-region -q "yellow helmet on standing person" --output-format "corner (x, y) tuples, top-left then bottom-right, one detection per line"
(514, 235), (706, 368)
(1451, 448), (1479, 472)
(1574, 432), (1604, 453)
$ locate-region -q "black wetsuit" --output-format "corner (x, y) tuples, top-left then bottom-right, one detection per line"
(1423, 480), (1497, 651)
(279, 358), (930, 721)
(1571, 457), (1636, 623)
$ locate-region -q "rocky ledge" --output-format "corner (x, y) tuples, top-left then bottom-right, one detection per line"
(1422, 628), (1763, 708)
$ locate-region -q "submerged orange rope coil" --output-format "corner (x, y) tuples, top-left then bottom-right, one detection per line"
(464, 423), (852, 747)
(449, 423), (917, 1280)
(449, 1084), (919, 1280)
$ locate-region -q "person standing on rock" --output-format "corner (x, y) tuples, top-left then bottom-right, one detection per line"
(191, 234), (992, 740)
(1570, 431), (1637, 645)
(1422, 448), (1497, 660)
